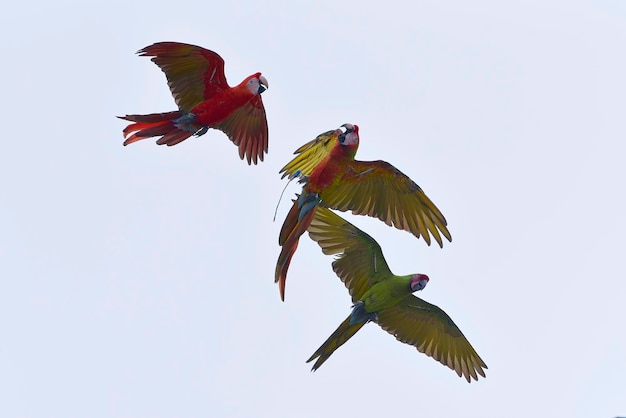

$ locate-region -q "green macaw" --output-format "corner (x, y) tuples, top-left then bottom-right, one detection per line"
(306, 207), (487, 382)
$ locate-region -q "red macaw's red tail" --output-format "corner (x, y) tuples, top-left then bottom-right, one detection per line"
(275, 192), (320, 301)
(118, 111), (201, 146)
(307, 315), (365, 371)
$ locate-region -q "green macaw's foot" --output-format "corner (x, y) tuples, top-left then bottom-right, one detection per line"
(349, 301), (377, 326)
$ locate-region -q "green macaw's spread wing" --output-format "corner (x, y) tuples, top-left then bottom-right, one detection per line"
(279, 129), (339, 179)
(377, 296), (487, 382)
(139, 42), (229, 112)
(308, 207), (393, 302)
(320, 160), (452, 247)
(308, 207), (486, 381)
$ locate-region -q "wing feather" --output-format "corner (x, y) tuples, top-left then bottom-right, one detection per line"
(308, 207), (393, 302)
(139, 42), (228, 112)
(215, 97), (268, 164)
(279, 129), (339, 179)
(320, 160), (452, 247)
(376, 296), (487, 382)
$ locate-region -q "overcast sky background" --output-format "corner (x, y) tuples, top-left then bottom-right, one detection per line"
(1, 1), (625, 417)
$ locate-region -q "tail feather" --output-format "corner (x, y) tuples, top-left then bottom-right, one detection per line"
(275, 236), (299, 301)
(279, 196), (302, 246)
(307, 316), (365, 371)
(155, 130), (194, 146)
(275, 194), (318, 301)
(119, 111), (182, 123)
(118, 111), (197, 146)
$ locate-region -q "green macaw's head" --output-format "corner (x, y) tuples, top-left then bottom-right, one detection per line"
(410, 274), (430, 292)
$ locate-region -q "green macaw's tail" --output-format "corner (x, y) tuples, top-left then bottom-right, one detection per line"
(307, 316), (365, 371)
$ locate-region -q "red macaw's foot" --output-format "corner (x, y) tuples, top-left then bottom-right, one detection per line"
(173, 113), (207, 136)
(349, 301), (377, 326)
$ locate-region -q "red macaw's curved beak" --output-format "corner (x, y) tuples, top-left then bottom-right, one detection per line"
(258, 75), (269, 94)
(410, 274), (430, 292)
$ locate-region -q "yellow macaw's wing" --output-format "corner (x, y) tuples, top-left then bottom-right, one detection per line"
(215, 97), (268, 164)
(376, 296), (487, 382)
(320, 160), (452, 247)
(308, 207), (393, 302)
(139, 42), (229, 112)
(279, 129), (339, 179)
(306, 316), (366, 371)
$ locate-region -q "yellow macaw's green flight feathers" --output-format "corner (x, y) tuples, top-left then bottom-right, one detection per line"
(306, 207), (487, 382)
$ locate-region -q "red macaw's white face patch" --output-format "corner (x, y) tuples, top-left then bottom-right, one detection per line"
(245, 73), (269, 95)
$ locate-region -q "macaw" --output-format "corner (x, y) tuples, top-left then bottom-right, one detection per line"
(306, 207), (487, 382)
(118, 42), (269, 164)
(276, 124), (451, 300)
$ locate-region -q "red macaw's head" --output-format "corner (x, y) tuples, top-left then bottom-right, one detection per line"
(338, 123), (359, 147)
(244, 72), (269, 94)
(410, 273), (430, 292)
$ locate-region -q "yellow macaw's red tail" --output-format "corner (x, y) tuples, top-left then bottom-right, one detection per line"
(275, 193), (319, 301)
(307, 315), (365, 371)
(118, 111), (196, 146)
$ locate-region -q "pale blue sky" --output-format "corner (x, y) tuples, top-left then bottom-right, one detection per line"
(1, 1), (625, 417)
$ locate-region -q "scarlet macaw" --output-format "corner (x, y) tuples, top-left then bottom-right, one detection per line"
(306, 207), (487, 382)
(276, 124), (451, 300)
(119, 42), (269, 164)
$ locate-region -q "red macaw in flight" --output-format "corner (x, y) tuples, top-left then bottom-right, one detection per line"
(119, 42), (269, 164)
(275, 124), (451, 300)
(306, 207), (487, 382)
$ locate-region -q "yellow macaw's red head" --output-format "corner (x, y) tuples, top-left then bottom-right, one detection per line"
(244, 72), (269, 95)
(410, 274), (430, 292)
(338, 123), (359, 147)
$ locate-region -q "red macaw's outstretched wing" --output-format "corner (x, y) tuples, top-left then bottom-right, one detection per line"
(308, 207), (393, 302)
(138, 42), (229, 112)
(376, 297), (488, 382)
(215, 96), (268, 164)
(279, 129), (340, 179)
(319, 160), (452, 247)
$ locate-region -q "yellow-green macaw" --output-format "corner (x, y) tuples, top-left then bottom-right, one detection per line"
(306, 207), (487, 382)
